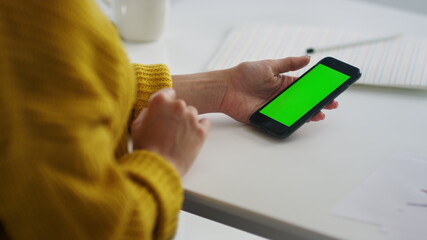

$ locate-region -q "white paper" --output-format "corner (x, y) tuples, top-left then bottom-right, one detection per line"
(333, 153), (427, 239)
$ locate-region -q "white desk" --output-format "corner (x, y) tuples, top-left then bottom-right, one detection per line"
(124, 0), (427, 239)
(175, 211), (265, 240)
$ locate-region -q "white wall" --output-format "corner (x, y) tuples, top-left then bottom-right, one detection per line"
(171, 0), (427, 15)
(352, 0), (427, 15)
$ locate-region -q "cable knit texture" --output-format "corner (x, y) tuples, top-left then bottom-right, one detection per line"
(0, 1), (181, 240)
(115, 64), (172, 159)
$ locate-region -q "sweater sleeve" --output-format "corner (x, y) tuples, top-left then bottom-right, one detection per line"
(0, 1), (182, 240)
(131, 63), (173, 122)
(115, 64), (172, 158)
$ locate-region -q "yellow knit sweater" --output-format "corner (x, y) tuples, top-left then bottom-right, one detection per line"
(0, 1), (182, 240)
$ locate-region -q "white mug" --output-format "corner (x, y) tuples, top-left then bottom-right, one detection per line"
(104, 0), (170, 42)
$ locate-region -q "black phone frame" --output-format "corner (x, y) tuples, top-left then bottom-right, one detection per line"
(249, 56), (362, 139)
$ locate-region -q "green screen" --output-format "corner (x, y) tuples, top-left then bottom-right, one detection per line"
(260, 64), (350, 126)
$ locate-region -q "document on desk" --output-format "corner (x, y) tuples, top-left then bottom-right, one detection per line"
(333, 153), (427, 240)
(206, 23), (427, 89)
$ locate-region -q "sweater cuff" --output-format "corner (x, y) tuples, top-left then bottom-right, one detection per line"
(130, 63), (172, 124)
(118, 150), (183, 239)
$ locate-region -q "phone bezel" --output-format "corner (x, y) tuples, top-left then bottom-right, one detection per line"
(249, 57), (361, 139)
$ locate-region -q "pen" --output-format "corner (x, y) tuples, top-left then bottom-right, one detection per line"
(306, 34), (401, 54)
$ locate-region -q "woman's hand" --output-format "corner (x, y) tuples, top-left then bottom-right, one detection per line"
(131, 88), (210, 176)
(220, 56), (338, 123)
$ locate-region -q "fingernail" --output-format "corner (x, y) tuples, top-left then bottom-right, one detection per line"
(161, 88), (176, 97)
(150, 87), (175, 100)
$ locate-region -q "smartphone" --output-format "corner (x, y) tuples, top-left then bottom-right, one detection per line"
(249, 57), (361, 139)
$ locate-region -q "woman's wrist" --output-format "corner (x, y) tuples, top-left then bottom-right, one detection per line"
(172, 69), (230, 114)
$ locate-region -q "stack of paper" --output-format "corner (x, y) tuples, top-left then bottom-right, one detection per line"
(207, 23), (427, 89)
(334, 153), (427, 240)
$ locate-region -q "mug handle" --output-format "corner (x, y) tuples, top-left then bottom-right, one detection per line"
(100, 0), (111, 7)
(97, 0), (114, 20)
